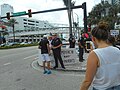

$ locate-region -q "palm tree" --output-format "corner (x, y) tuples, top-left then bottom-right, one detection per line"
(63, 0), (69, 7)
(63, 0), (73, 35)
(6, 19), (18, 42)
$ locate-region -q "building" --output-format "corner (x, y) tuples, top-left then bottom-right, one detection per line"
(0, 4), (14, 17)
(104, 0), (120, 5)
(8, 17), (55, 42)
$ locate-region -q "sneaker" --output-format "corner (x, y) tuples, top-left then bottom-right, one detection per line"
(47, 70), (52, 74)
(62, 66), (66, 69)
(43, 70), (47, 74)
(53, 66), (58, 69)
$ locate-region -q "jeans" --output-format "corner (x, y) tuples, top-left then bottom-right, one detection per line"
(93, 85), (120, 90)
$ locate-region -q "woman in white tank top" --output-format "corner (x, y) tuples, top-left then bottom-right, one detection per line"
(80, 21), (120, 90)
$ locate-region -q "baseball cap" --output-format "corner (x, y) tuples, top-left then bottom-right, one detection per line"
(43, 35), (47, 37)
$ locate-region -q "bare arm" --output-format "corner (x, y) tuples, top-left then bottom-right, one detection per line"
(80, 51), (99, 90)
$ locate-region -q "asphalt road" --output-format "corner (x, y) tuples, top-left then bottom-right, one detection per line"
(0, 46), (85, 90)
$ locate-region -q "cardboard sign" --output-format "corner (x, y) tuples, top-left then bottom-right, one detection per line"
(38, 48), (78, 67)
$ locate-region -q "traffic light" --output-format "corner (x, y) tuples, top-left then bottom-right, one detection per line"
(28, 9), (32, 17)
(6, 12), (10, 20)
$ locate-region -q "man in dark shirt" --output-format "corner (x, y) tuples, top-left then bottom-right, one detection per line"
(69, 34), (76, 48)
(51, 34), (65, 69)
(38, 35), (51, 74)
(78, 34), (85, 62)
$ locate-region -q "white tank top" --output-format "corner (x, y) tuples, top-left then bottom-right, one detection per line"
(92, 46), (120, 90)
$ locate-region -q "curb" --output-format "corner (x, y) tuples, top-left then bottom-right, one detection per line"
(31, 60), (86, 72)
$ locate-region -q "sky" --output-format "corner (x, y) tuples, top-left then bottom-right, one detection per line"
(0, 0), (101, 26)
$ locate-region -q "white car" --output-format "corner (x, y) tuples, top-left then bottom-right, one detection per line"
(20, 42), (28, 45)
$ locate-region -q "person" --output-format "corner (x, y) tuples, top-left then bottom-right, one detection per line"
(51, 33), (65, 69)
(78, 34), (85, 62)
(68, 34), (76, 48)
(107, 34), (120, 50)
(107, 34), (116, 45)
(38, 35), (52, 74)
(80, 21), (120, 90)
(48, 35), (53, 49)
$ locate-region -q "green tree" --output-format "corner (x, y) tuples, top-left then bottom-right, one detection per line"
(88, 2), (120, 30)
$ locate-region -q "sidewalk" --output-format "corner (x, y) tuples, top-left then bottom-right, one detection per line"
(32, 53), (89, 72)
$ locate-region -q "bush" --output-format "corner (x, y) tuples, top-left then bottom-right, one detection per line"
(0, 43), (38, 49)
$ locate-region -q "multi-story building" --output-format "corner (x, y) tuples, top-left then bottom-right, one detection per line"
(8, 17), (55, 42)
(0, 4), (14, 17)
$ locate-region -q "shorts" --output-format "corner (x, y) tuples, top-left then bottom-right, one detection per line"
(41, 54), (50, 62)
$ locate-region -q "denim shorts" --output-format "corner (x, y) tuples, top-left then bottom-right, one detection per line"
(93, 85), (120, 90)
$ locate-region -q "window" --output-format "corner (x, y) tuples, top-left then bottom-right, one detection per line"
(23, 19), (27, 21)
(28, 20), (34, 22)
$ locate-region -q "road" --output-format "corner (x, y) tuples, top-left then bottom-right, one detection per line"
(0, 46), (85, 90)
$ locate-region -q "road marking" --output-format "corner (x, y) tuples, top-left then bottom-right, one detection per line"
(24, 54), (38, 60)
(31, 60), (85, 76)
(4, 62), (11, 66)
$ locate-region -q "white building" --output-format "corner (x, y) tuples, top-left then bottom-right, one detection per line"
(6, 17), (69, 42)
(0, 4), (14, 17)
(14, 17), (54, 32)
(8, 17), (56, 42)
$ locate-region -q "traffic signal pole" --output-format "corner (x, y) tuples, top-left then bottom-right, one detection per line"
(68, 0), (72, 36)
(1, 3), (87, 33)
(1, 5), (82, 19)
(82, 2), (88, 33)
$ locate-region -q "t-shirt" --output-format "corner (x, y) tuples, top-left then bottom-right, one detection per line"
(39, 39), (49, 54)
(78, 37), (85, 48)
(51, 38), (62, 51)
(69, 37), (76, 48)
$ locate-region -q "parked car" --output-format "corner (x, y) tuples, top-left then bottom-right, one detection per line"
(5, 42), (19, 46)
(0, 43), (6, 47)
(20, 42), (28, 45)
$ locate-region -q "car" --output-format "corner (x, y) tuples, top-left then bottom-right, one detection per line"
(27, 42), (32, 44)
(20, 42), (28, 45)
(0, 43), (6, 47)
(5, 42), (20, 46)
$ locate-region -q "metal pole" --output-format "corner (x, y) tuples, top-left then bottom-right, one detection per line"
(68, 0), (72, 36)
(82, 2), (88, 33)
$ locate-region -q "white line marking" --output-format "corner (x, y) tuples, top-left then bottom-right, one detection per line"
(24, 54), (38, 60)
(4, 63), (11, 66)
(31, 60), (85, 77)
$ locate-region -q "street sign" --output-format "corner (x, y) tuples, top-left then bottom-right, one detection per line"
(110, 30), (119, 36)
(13, 11), (26, 16)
